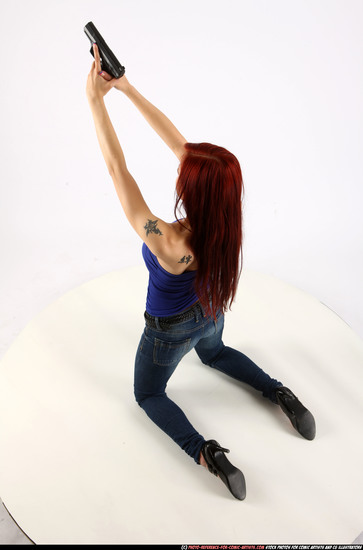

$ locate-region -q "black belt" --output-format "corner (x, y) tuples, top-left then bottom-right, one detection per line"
(144, 302), (203, 329)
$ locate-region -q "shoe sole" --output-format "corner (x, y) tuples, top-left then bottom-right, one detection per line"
(295, 408), (316, 440)
(277, 396), (316, 440)
(213, 449), (246, 501)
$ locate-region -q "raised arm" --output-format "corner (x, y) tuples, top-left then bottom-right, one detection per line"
(113, 75), (187, 160)
(86, 44), (177, 262)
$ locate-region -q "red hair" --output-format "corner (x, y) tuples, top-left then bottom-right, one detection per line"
(174, 142), (244, 319)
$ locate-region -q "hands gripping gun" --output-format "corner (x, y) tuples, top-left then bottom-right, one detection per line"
(84, 21), (125, 78)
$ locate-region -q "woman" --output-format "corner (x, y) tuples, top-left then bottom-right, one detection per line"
(86, 44), (316, 500)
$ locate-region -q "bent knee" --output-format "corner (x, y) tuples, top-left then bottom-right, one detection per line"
(134, 387), (146, 406)
(134, 387), (166, 407)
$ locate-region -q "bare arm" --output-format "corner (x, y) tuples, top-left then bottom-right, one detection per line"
(115, 76), (187, 160)
(86, 45), (175, 260)
(88, 96), (175, 259)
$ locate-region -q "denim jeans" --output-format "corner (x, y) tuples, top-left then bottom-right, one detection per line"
(134, 302), (282, 464)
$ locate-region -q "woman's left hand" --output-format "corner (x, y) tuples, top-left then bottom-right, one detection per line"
(86, 44), (117, 102)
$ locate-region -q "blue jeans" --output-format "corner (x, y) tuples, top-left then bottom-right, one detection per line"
(134, 302), (282, 464)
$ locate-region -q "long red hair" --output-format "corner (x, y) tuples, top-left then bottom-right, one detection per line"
(174, 142), (244, 319)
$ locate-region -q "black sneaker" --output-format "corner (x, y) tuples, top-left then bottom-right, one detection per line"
(275, 386), (316, 440)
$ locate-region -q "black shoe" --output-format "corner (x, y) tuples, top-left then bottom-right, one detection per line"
(201, 439), (246, 500)
(275, 386), (316, 440)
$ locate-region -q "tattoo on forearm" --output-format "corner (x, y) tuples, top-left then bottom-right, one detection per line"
(178, 255), (193, 265)
(144, 219), (163, 237)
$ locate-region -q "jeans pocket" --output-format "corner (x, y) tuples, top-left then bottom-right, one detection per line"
(153, 337), (192, 367)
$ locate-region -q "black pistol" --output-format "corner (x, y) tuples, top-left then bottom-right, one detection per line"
(84, 21), (125, 79)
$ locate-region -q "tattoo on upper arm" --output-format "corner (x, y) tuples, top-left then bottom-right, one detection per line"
(178, 255), (192, 265)
(144, 219), (163, 237)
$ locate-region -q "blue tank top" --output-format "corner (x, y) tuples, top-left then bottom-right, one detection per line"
(142, 242), (198, 316)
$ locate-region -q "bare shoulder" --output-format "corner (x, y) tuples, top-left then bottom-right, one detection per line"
(156, 221), (197, 275)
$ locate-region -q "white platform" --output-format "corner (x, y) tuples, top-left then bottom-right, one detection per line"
(0, 266), (362, 544)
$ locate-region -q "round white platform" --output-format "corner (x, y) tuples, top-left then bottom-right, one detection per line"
(0, 266), (362, 544)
